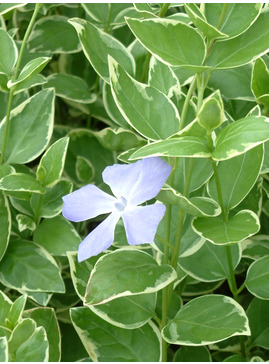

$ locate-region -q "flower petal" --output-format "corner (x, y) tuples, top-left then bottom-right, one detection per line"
(62, 184), (116, 222)
(122, 203), (166, 245)
(77, 212), (121, 262)
(102, 157), (172, 205)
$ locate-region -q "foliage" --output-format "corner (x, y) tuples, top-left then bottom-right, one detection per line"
(0, 2), (269, 362)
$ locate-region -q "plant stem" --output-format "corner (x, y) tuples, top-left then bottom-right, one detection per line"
(159, 3), (170, 18)
(179, 75), (197, 130)
(0, 3), (41, 165)
(104, 3), (113, 33)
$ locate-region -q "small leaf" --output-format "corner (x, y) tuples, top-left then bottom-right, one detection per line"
(37, 137), (69, 187)
(0, 88), (55, 164)
(23, 307), (61, 362)
(0, 28), (18, 74)
(70, 307), (161, 362)
(245, 255), (269, 300)
(109, 56), (180, 140)
(7, 295), (27, 329)
(162, 294), (250, 345)
(44, 74), (96, 104)
(192, 210), (260, 245)
(0, 290), (12, 326)
(173, 346), (211, 362)
(130, 137), (211, 160)
(208, 145), (264, 210)
(69, 17), (135, 83)
(0, 173), (45, 193)
(0, 337), (8, 362)
(84, 249), (177, 305)
(33, 216), (80, 256)
(251, 57), (269, 106)
(0, 191), (11, 261)
(8, 57), (51, 88)
(157, 186), (221, 217)
(28, 15), (81, 53)
(16, 214), (36, 232)
(75, 156), (94, 182)
(212, 116), (269, 161)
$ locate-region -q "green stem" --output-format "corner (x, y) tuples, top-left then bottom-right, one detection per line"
(207, 3), (228, 56)
(159, 3), (170, 18)
(140, 52), (151, 83)
(179, 75), (197, 130)
(104, 3), (113, 33)
(33, 193), (43, 225)
(0, 3), (41, 165)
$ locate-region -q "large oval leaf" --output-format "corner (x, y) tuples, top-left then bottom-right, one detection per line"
(192, 210), (260, 245)
(126, 17), (208, 72)
(0, 239), (65, 292)
(84, 249), (177, 305)
(70, 307), (161, 362)
(0, 88), (55, 164)
(162, 294), (250, 345)
(0, 28), (17, 74)
(178, 241), (241, 282)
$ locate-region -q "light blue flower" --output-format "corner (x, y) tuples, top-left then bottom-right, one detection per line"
(62, 157), (172, 262)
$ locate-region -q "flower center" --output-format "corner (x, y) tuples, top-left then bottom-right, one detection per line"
(114, 196), (127, 212)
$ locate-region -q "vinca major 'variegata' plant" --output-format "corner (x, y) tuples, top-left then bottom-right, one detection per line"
(0, 2), (269, 362)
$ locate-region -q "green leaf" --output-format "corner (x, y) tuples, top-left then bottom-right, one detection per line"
(44, 74), (96, 104)
(28, 15), (81, 53)
(173, 345), (211, 362)
(33, 216), (80, 256)
(7, 295), (27, 330)
(206, 9), (269, 69)
(178, 241), (241, 282)
(212, 116), (269, 161)
(0, 88), (55, 164)
(70, 307), (161, 362)
(103, 82), (131, 129)
(16, 214), (36, 232)
(184, 3), (228, 40)
(93, 127), (145, 152)
(0, 337), (8, 362)
(0, 173), (45, 193)
(192, 210), (260, 245)
(148, 57), (181, 98)
(208, 64), (254, 101)
(0, 191), (11, 261)
(109, 57), (180, 140)
(247, 298), (269, 350)
(242, 235), (269, 260)
(129, 137), (211, 160)
(30, 180), (72, 219)
(157, 186), (221, 217)
(0, 28), (17, 74)
(84, 249), (177, 305)
(245, 255), (269, 300)
(8, 57), (51, 88)
(23, 307), (61, 362)
(69, 18), (135, 83)
(126, 17), (208, 72)
(208, 145), (264, 210)
(14, 74), (47, 95)
(67, 252), (156, 329)
(37, 136), (69, 188)
(8, 318), (36, 356)
(75, 156), (94, 183)
(13, 325), (49, 362)
(251, 57), (269, 105)
(162, 294), (250, 345)
(0, 290), (12, 326)
(204, 3), (262, 39)
(0, 3), (25, 15)
(0, 239), (65, 293)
